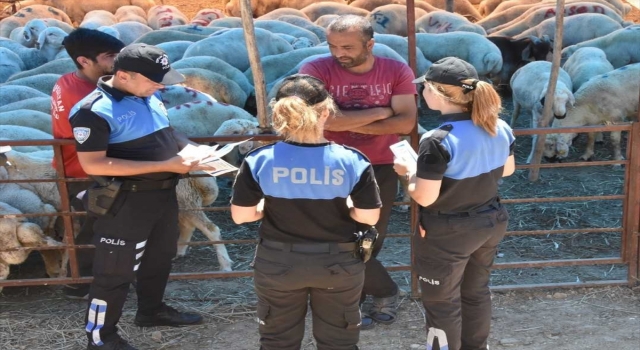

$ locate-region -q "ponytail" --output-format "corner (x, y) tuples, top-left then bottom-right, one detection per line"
(270, 96), (337, 142)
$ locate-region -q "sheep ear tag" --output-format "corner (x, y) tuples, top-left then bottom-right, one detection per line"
(73, 127), (91, 144)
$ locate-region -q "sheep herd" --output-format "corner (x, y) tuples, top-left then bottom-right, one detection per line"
(0, 0), (639, 290)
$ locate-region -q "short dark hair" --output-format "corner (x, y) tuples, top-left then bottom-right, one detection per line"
(63, 28), (125, 69)
(327, 15), (373, 42)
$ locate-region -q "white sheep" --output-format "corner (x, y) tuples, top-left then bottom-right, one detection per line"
(424, 0), (483, 21)
(1, 150), (60, 209)
(79, 10), (118, 29)
(0, 4), (72, 38)
(561, 26), (640, 68)
(147, 5), (189, 30)
(0, 37), (47, 70)
(255, 7), (311, 21)
(0, 201), (66, 294)
(415, 32), (503, 77)
(315, 15), (341, 28)
(0, 85), (48, 107)
(0, 48), (23, 83)
(0, 109), (51, 134)
(177, 68), (248, 108)
(510, 61), (575, 163)
(273, 15), (327, 42)
(3, 73), (61, 95)
(156, 40), (192, 63)
(0, 97), (51, 114)
(489, 2), (629, 37)
(367, 4), (428, 37)
(254, 20), (321, 46)
(6, 57), (75, 81)
(514, 13), (623, 48)
(171, 56), (254, 97)
(133, 29), (206, 46)
(301, 2), (370, 22)
(115, 5), (148, 24)
(545, 63), (639, 162)
(416, 10), (487, 35)
(182, 28), (293, 72)
(562, 47), (614, 92)
(167, 100), (256, 138)
(479, 0), (509, 17)
(109, 21), (153, 45)
(190, 8), (225, 26)
(157, 85), (218, 109)
(35, 26), (67, 61)
(0, 125), (52, 153)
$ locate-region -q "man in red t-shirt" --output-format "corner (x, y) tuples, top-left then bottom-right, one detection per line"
(51, 28), (124, 299)
(299, 15), (417, 330)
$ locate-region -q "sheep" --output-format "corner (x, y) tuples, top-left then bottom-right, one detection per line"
(350, 0), (414, 12)
(416, 10), (487, 35)
(171, 56), (254, 97)
(373, 33), (432, 75)
(115, 5), (148, 24)
(0, 125), (52, 153)
(157, 85), (218, 109)
(0, 167), (58, 236)
(147, 5), (188, 30)
(190, 9), (225, 27)
(156, 40), (191, 63)
(15, 18), (72, 48)
(133, 29), (206, 45)
(0, 37), (47, 70)
(0, 96), (51, 114)
(367, 4), (428, 37)
(272, 15), (327, 42)
(509, 61), (575, 164)
(561, 26), (640, 69)
(159, 24), (224, 36)
(1, 150), (60, 209)
(96, 25), (121, 40)
(244, 46), (330, 87)
(0, 201), (66, 294)
(3, 73), (61, 95)
(0, 47), (23, 83)
(226, 0), (346, 18)
(479, 0), (508, 16)
(9, 26), (28, 46)
(415, 32), (503, 77)
(35, 26), (66, 61)
(207, 17), (243, 28)
(0, 4), (72, 37)
(256, 8), (310, 21)
(315, 15), (341, 28)
(544, 63), (639, 162)
(176, 68), (248, 108)
(301, 2), (369, 22)
(488, 2), (629, 37)
(0, 85), (48, 107)
(0, 110), (51, 133)
(514, 13), (623, 48)
(182, 28), (293, 72)
(486, 36), (553, 86)
(79, 10), (117, 29)
(423, 0), (483, 21)
(562, 47), (614, 92)
(254, 20), (321, 46)
(167, 100), (256, 138)
(7, 57), (74, 82)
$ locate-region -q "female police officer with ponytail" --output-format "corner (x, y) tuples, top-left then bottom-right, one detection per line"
(230, 74), (382, 350)
(394, 57), (516, 350)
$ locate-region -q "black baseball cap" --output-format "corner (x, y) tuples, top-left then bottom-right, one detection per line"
(276, 74), (331, 105)
(413, 57), (479, 91)
(114, 44), (184, 85)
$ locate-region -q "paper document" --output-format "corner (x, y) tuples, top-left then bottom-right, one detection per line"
(0, 146), (11, 153)
(178, 139), (251, 177)
(389, 140), (418, 163)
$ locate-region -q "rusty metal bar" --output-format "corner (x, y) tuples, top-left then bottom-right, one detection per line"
(515, 160), (627, 169)
(501, 195), (623, 204)
(52, 143), (77, 279)
(490, 280), (628, 292)
(625, 122), (640, 286)
(513, 124), (632, 136)
(493, 257), (622, 269)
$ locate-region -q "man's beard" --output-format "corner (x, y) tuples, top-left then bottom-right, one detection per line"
(335, 53), (369, 68)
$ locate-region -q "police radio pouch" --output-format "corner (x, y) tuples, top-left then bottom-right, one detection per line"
(87, 176), (123, 217)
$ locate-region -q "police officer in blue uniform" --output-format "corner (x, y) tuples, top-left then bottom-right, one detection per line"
(230, 74), (382, 350)
(70, 44), (205, 350)
(394, 57), (516, 350)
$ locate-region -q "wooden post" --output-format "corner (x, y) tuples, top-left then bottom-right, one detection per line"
(446, 0), (455, 12)
(528, 0), (566, 181)
(239, 0), (272, 133)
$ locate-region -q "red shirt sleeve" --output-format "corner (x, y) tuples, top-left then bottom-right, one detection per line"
(392, 61), (417, 96)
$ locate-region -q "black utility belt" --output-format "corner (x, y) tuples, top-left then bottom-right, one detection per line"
(422, 202), (501, 218)
(260, 238), (357, 254)
(118, 178), (179, 192)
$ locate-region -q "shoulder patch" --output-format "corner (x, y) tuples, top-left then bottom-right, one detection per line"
(73, 127), (91, 144)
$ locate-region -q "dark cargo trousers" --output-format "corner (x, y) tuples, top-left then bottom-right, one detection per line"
(85, 188), (179, 346)
(413, 206), (509, 350)
(253, 242), (365, 350)
(361, 164), (399, 300)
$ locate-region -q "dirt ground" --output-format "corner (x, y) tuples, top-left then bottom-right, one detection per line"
(2, 1), (640, 350)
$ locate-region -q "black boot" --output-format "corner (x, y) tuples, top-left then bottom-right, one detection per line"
(134, 303), (203, 327)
